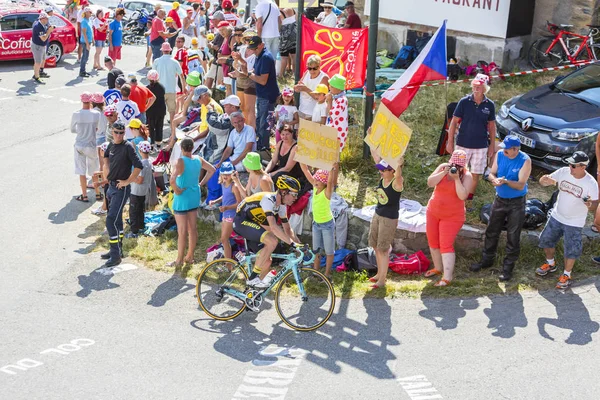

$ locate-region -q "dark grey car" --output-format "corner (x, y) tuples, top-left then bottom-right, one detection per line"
(496, 63), (600, 172)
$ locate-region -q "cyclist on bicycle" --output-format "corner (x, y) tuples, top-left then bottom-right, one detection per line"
(233, 175), (301, 288)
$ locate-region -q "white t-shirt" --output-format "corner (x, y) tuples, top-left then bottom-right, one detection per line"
(549, 167), (599, 227)
(275, 104), (298, 128)
(311, 101), (328, 123)
(77, 9), (84, 23)
(224, 12), (242, 27)
(116, 99), (140, 140)
(317, 12), (337, 28)
(255, 0), (280, 38)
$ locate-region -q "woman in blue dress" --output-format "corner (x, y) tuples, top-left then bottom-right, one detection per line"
(169, 137), (215, 267)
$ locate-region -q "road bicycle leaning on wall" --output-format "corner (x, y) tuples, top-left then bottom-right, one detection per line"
(529, 21), (600, 69)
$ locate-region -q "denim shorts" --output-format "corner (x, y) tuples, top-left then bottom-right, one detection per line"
(312, 219), (335, 256)
(94, 40), (105, 48)
(538, 216), (583, 260)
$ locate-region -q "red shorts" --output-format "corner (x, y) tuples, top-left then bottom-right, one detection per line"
(109, 46), (122, 60)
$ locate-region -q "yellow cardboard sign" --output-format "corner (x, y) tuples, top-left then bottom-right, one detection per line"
(364, 102), (412, 168)
(279, 0), (319, 7)
(294, 119), (340, 170)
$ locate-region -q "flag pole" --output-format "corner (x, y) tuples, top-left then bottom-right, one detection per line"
(294, 0), (304, 106)
(362, 0), (379, 159)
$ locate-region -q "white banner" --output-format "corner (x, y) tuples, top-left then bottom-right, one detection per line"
(365, 0), (512, 39)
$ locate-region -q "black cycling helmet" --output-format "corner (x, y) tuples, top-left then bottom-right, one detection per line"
(276, 175), (301, 193)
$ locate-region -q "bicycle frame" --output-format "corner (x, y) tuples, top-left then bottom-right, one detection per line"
(545, 30), (593, 63)
(219, 247), (316, 302)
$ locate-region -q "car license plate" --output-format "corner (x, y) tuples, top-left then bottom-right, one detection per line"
(512, 132), (535, 148)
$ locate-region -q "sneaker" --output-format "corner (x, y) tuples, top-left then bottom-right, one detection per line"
(32, 76), (45, 84)
(91, 206), (107, 216)
(124, 232), (138, 239)
(535, 263), (557, 276)
(556, 274), (572, 289)
(261, 270), (277, 286)
(592, 256), (600, 265)
(39, 71), (50, 78)
(246, 277), (262, 287)
(79, 72), (91, 78)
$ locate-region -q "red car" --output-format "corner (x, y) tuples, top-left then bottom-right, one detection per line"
(0, 7), (77, 62)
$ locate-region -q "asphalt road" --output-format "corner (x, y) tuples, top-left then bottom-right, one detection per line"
(1, 46), (600, 400)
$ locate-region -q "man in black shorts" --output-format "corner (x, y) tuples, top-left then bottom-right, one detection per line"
(101, 121), (143, 267)
(233, 175), (301, 288)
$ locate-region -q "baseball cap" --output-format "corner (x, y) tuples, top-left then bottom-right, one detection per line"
(345, 1), (355, 6)
(472, 73), (490, 86)
(147, 69), (159, 81)
(44, 6), (54, 13)
(191, 37), (199, 45)
(210, 10), (225, 20)
(375, 160), (394, 171)
(115, 76), (126, 87)
(80, 92), (92, 103)
(282, 87), (293, 97)
(137, 140), (152, 153)
(222, 0), (233, 9)
(165, 16), (174, 23)
(127, 72), (137, 83)
(38, 12), (48, 19)
(219, 161), (235, 175)
(311, 84), (329, 95)
(329, 74), (346, 91)
(246, 35), (262, 49)
(83, 7), (92, 13)
(565, 151), (590, 166)
(104, 56), (113, 63)
(192, 85), (209, 101)
(217, 20), (230, 28)
(161, 42), (172, 52)
(187, 8), (193, 13)
(129, 118), (142, 129)
(220, 95), (241, 107)
(499, 135), (521, 149)
(172, 1), (180, 8)
(112, 121), (126, 131)
(104, 104), (117, 115)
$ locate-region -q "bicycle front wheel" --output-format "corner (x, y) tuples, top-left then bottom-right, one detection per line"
(275, 267), (336, 331)
(529, 37), (566, 69)
(196, 258), (248, 320)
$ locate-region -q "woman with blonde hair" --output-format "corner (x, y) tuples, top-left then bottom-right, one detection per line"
(294, 55), (329, 120)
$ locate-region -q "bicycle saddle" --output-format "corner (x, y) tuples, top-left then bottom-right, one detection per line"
(559, 24), (574, 28)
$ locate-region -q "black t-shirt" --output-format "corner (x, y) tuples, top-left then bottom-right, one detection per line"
(107, 67), (123, 89)
(375, 178), (402, 220)
(167, 27), (178, 49)
(210, 32), (224, 57)
(105, 141), (143, 181)
(147, 81), (166, 115)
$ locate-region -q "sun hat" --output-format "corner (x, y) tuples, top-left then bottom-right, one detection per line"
(282, 87), (293, 97)
(499, 135), (521, 149)
(311, 84), (329, 95)
(38, 12), (48, 19)
(217, 20), (230, 28)
(375, 160), (394, 171)
(91, 92), (104, 103)
(80, 92), (92, 103)
(165, 16), (174, 23)
(161, 42), (172, 52)
(449, 149), (467, 167)
(192, 85), (209, 101)
(184, 72), (200, 88)
(220, 95), (241, 107)
(191, 37), (199, 45)
(83, 7), (92, 13)
(329, 74), (346, 91)
(242, 29), (257, 38)
(147, 69), (159, 81)
(206, 33), (215, 41)
(220, 161), (235, 174)
(565, 150), (590, 166)
(172, 1), (180, 8)
(322, 1), (334, 7)
(104, 104), (117, 115)
(137, 140), (152, 153)
(44, 6), (54, 13)
(242, 152), (262, 171)
(129, 118), (142, 129)
(313, 169), (329, 184)
(210, 10), (225, 20)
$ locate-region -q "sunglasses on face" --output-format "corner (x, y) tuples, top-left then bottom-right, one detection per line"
(234, 33), (242, 36)
(288, 192), (299, 198)
(113, 130), (125, 134)
(307, 66), (319, 71)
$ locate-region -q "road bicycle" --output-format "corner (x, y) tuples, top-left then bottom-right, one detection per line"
(528, 21), (600, 69)
(196, 243), (336, 331)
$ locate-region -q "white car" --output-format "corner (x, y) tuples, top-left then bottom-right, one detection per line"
(44, 0), (112, 19)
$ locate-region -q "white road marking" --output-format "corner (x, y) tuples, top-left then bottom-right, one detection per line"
(47, 82), (101, 91)
(96, 263), (138, 276)
(59, 98), (80, 105)
(0, 97), (12, 101)
(232, 345), (308, 399)
(0, 339), (95, 376)
(0, 87), (16, 92)
(397, 376), (443, 399)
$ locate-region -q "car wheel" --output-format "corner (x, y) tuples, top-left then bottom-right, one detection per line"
(47, 41), (63, 63)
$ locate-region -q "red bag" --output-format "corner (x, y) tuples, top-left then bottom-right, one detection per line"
(389, 250), (430, 275)
(44, 56), (57, 68)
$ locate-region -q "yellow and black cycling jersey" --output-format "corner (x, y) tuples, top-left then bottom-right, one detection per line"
(235, 192), (289, 225)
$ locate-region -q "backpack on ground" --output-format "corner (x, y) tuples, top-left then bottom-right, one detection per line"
(392, 45), (417, 69)
(389, 251), (430, 275)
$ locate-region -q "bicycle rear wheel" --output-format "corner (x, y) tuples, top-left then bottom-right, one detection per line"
(196, 258), (248, 320)
(275, 267), (336, 331)
(529, 38), (566, 69)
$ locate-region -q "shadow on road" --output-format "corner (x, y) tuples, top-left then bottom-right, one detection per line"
(537, 289), (599, 345)
(16, 80), (38, 96)
(48, 196), (94, 224)
(190, 275), (400, 379)
(76, 270), (120, 298)
(419, 286), (479, 330)
(483, 284), (528, 339)
(147, 268), (196, 307)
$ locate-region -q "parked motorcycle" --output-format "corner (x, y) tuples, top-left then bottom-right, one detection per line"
(122, 9), (150, 46)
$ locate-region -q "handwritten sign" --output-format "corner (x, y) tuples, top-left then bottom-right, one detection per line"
(294, 119), (340, 170)
(365, 102), (412, 167)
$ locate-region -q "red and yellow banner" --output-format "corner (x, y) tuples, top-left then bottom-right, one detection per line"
(300, 15), (368, 90)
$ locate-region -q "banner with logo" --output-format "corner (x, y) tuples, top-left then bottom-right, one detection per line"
(280, 0), (319, 7)
(300, 15), (368, 90)
(294, 119), (340, 170)
(365, 103), (412, 167)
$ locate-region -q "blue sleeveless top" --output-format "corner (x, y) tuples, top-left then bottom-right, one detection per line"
(496, 150), (529, 199)
(173, 156), (201, 212)
(221, 182), (236, 219)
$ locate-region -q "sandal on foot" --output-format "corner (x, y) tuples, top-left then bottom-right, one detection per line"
(424, 269), (442, 278)
(370, 284), (385, 289)
(75, 194), (89, 202)
(368, 277), (378, 283)
(434, 279), (451, 287)
(592, 225), (599, 233)
(95, 193), (103, 201)
(166, 261), (182, 268)
(184, 258), (196, 265)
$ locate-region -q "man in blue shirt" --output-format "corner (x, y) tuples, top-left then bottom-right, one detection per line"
(79, 7), (94, 77)
(446, 73), (497, 201)
(108, 8), (125, 66)
(31, 12), (55, 83)
(245, 36), (279, 152)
